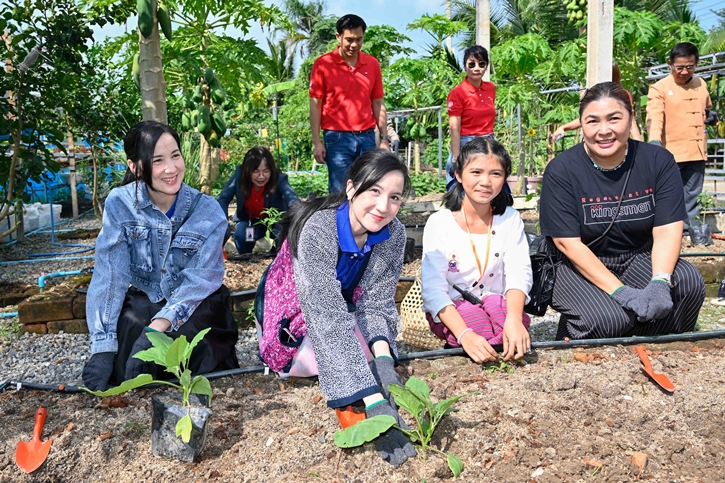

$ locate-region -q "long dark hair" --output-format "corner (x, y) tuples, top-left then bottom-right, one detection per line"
(239, 146), (279, 198)
(122, 120), (181, 191)
(280, 149), (410, 257)
(443, 137), (513, 215)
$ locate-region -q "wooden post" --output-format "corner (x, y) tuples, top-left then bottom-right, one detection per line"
(475, 0), (491, 81)
(586, 0), (614, 87)
(66, 129), (79, 219)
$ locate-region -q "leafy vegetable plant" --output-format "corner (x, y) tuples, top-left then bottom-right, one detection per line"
(334, 376), (477, 477)
(254, 207), (283, 249)
(696, 191), (716, 224)
(80, 328), (214, 443)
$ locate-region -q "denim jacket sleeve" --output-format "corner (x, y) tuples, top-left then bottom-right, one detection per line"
(277, 174), (300, 209)
(152, 195), (226, 329)
(86, 191), (133, 354)
(216, 170), (238, 219)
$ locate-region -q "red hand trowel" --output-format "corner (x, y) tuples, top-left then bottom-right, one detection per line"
(16, 408), (53, 473)
(636, 346), (675, 393)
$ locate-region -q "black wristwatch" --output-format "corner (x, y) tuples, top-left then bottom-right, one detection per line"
(381, 135), (391, 141)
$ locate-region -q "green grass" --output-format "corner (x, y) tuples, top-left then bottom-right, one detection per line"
(0, 316), (21, 340)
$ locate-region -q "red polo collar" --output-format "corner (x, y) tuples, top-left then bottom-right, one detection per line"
(333, 47), (368, 67)
(462, 77), (485, 93)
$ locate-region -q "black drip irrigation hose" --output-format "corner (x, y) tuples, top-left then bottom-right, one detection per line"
(3, 329), (725, 394)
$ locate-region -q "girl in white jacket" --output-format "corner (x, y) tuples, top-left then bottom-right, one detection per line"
(422, 137), (533, 363)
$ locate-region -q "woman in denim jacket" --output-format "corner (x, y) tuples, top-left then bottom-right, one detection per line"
(217, 147), (299, 254)
(82, 121), (239, 391)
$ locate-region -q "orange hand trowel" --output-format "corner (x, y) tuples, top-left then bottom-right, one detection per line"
(16, 408), (52, 473)
(636, 346), (675, 393)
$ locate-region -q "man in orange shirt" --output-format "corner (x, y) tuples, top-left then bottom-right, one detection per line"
(646, 42), (716, 232)
(309, 14), (389, 193)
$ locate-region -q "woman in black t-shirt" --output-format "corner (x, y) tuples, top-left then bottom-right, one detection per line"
(539, 82), (705, 340)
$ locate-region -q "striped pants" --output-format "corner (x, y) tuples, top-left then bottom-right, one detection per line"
(548, 240), (705, 340)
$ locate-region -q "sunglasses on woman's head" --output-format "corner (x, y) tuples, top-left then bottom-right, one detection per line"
(467, 61), (487, 69)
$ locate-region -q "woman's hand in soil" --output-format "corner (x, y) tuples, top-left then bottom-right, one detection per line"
(365, 399), (417, 467)
(502, 318), (530, 361)
(460, 331), (498, 363)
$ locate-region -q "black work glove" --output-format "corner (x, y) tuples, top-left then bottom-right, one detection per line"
(649, 140), (662, 147)
(370, 356), (403, 400)
(366, 399), (417, 468)
(82, 351), (116, 391)
(611, 285), (650, 321)
(705, 109), (720, 126)
(124, 327), (157, 381)
(641, 280), (673, 321)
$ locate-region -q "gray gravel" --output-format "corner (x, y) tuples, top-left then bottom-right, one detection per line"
(0, 315), (559, 387)
(0, 213), (561, 387)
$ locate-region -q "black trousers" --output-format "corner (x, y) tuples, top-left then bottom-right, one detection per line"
(109, 285), (240, 386)
(547, 240), (705, 340)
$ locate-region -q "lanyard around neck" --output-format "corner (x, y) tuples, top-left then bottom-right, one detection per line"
(461, 205), (492, 288)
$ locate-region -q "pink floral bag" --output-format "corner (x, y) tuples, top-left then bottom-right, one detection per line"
(256, 239), (372, 375)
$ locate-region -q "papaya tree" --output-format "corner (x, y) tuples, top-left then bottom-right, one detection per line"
(147, 0), (286, 194)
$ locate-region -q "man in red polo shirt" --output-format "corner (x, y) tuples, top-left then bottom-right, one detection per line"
(309, 14), (388, 193)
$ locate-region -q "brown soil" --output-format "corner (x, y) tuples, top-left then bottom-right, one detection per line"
(2, 342), (724, 482)
(3, 197), (725, 481)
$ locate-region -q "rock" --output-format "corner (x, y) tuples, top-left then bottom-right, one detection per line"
(631, 452), (647, 472)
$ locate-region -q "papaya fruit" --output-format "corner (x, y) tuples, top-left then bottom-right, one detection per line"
(197, 105), (211, 136)
(211, 85), (226, 105)
(406, 116), (416, 129)
(181, 113), (191, 132)
(211, 112), (226, 135)
(157, 6), (172, 41)
(132, 53), (140, 90)
(576, 10), (583, 19)
(185, 96), (195, 110)
(192, 85), (203, 103)
(417, 124), (427, 139)
(208, 130), (220, 148)
(190, 109), (199, 127)
(204, 67), (216, 85)
(137, 0), (154, 38)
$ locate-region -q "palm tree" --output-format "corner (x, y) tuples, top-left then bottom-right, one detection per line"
(266, 38), (295, 83)
(277, 0), (327, 57)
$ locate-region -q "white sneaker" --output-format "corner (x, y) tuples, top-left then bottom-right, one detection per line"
(710, 298), (725, 307)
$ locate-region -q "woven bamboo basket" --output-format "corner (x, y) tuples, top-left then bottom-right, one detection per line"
(400, 276), (445, 350)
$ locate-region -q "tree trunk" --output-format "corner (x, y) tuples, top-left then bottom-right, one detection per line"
(199, 135), (212, 194)
(414, 140), (420, 173)
(139, 0), (168, 124)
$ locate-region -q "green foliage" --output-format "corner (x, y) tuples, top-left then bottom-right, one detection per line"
(361, 25), (414, 69)
(697, 191), (716, 224)
(80, 328), (214, 444)
(254, 207), (284, 249)
(287, 172), (328, 197)
(334, 376), (477, 477)
(485, 357), (517, 374)
(410, 172), (447, 197)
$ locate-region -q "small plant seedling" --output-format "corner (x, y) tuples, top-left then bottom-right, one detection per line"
(334, 376), (477, 477)
(246, 300), (255, 324)
(485, 356), (516, 374)
(254, 207), (283, 249)
(80, 328), (214, 444)
(696, 191), (716, 224)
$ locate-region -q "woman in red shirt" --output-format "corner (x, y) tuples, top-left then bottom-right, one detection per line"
(446, 45), (496, 185)
(217, 147), (299, 254)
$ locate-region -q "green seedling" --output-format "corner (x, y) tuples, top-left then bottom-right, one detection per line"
(80, 328), (214, 444)
(254, 207), (284, 249)
(485, 357), (516, 374)
(334, 376), (477, 478)
(696, 191), (716, 225)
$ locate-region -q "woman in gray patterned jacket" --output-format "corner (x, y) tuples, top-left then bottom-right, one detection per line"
(272, 149), (416, 467)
